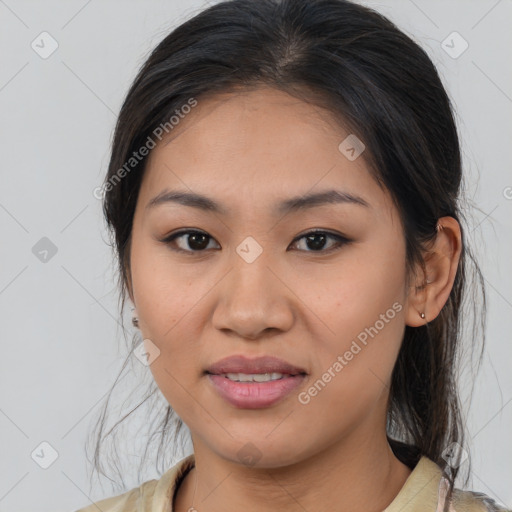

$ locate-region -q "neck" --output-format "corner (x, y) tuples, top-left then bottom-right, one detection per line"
(175, 426), (412, 512)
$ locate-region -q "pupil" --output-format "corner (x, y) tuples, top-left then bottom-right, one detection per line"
(189, 233), (208, 250)
(306, 233), (326, 250)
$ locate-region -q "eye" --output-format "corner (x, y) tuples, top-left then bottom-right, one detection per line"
(160, 229), (351, 254)
(161, 229), (220, 253)
(289, 230), (351, 253)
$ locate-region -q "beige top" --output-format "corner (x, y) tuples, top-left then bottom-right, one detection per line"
(74, 454), (509, 512)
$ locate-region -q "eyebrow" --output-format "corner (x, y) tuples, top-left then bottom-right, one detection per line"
(145, 188), (370, 216)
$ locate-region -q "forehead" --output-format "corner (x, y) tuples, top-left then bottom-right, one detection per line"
(138, 87), (390, 216)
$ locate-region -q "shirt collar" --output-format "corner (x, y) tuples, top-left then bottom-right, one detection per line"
(383, 456), (445, 512)
(154, 454), (443, 512)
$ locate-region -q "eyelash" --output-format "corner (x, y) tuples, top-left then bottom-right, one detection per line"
(160, 229), (351, 255)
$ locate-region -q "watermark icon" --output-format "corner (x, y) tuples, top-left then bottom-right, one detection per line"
(338, 134), (365, 161)
(31, 31), (59, 59)
(441, 31), (469, 60)
(32, 236), (58, 263)
(441, 441), (469, 469)
(31, 441), (59, 469)
(236, 236), (263, 263)
(134, 339), (161, 366)
(503, 186), (512, 200)
(93, 97), (198, 200)
(298, 301), (403, 405)
(237, 442), (263, 466)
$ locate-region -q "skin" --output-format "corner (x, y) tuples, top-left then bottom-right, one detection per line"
(127, 86), (462, 512)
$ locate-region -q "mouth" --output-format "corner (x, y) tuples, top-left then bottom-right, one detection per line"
(205, 355), (308, 409)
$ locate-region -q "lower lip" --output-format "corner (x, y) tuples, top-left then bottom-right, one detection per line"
(207, 374), (306, 409)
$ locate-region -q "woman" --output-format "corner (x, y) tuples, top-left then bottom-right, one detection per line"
(75, 0), (509, 510)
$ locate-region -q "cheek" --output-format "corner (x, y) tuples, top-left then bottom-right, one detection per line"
(134, 274), (206, 419)
(294, 240), (406, 342)
(129, 239), (207, 399)
(296, 299), (406, 434)
(130, 235), (198, 336)
(295, 241), (407, 402)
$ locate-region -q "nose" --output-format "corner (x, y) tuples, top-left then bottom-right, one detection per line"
(211, 249), (295, 340)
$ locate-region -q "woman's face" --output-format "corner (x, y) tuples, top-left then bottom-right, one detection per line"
(129, 87), (411, 467)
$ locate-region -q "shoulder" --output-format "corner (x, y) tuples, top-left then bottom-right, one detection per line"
(450, 486), (511, 512)
(436, 466), (510, 512)
(73, 479), (158, 512)
(385, 456), (510, 512)
(74, 454), (196, 512)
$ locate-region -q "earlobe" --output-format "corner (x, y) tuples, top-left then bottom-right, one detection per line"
(131, 307), (139, 328)
(404, 277), (430, 327)
(404, 217), (462, 327)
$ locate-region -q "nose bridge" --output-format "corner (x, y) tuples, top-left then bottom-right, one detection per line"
(230, 236), (277, 304)
(212, 238), (293, 338)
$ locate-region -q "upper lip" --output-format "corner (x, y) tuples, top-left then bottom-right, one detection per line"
(206, 355), (307, 375)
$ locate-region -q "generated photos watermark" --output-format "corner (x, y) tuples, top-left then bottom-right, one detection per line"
(93, 97), (198, 200)
(298, 301), (403, 405)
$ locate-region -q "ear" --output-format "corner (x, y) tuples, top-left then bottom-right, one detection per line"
(404, 216), (462, 327)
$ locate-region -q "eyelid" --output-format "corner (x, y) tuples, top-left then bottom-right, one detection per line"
(289, 229), (350, 252)
(160, 229), (219, 253)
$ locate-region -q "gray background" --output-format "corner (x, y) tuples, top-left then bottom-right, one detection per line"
(0, 0), (511, 511)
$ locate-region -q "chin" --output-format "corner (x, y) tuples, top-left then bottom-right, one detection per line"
(208, 436), (311, 469)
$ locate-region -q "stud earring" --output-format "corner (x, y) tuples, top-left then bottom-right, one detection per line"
(419, 312), (426, 319)
(131, 307), (139, 328)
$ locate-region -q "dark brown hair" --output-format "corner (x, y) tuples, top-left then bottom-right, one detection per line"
(87, 0), (486, 500)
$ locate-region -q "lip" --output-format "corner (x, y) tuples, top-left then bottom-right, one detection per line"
(205, 355), (308, 409)
(205, 355), (307, 376)
(207, 374), (307, 409)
